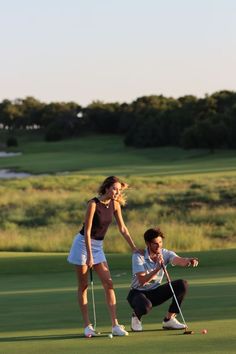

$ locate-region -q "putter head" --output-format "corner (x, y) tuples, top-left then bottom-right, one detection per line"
(183, 329), (194, 335)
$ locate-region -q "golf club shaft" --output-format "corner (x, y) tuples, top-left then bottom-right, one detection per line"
(161, 263), (188, 328)
(89, 267), (97, 330)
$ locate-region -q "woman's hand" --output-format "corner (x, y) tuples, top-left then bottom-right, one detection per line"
(132, 246), (144, 255)
(86, 253), (94, 268)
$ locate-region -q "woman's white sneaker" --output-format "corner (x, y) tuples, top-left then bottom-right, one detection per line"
(112, 324), (129, 336)
(84, 324), (96, 337)
(162, 316), (186, 330)
(131, 314), (143, 331)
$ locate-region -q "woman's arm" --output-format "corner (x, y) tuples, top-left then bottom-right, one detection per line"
(113, 201), (138, 252)
(84, 200), (96, 268)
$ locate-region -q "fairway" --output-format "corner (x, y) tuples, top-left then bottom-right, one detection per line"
(1, 135), (236, 176)
(0, 250), (235, 354)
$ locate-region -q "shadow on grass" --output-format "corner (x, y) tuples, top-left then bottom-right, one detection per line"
(0, 333), (81, 342)
(134, 329), (163, 333)
(0, 329), (165, 342)
(0, 333), (96, 342)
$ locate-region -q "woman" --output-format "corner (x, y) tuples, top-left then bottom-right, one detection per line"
(68, 176), (138, 337)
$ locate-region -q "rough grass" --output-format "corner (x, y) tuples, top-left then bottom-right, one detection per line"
(1, 134), (236, 252)
(0, 173), (236, 252)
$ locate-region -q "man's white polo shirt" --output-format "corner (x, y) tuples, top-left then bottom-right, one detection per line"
(130, 248), (177, 291)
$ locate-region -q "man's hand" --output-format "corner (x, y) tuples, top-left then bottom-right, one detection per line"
(157, 252), (164, 266)
(187, 258), (199, 267)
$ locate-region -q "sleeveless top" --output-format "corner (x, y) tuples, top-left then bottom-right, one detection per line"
(80, 197), (115, 240)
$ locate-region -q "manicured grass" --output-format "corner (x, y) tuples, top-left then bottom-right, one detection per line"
(0, 250), (235, 353)
(1, 134), (236, 175)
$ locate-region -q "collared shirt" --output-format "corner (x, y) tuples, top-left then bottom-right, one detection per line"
(130, 248), (177, 291)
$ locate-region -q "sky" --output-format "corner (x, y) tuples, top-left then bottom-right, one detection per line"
(0, 0), (236, 107)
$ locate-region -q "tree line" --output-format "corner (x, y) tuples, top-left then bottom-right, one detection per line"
(0, 90), (236, 150)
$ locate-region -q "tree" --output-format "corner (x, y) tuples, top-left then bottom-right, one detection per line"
(0, 99), (23, 130)
(84, 101), (121, 134)
(20, 97), (45, 129)
(226, 104), (236, 148)
(181, 117), (228, 151)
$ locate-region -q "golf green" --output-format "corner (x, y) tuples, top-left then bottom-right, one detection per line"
(0, 250), (235, 353)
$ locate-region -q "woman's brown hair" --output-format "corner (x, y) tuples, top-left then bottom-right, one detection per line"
(98, 176), (128, 206)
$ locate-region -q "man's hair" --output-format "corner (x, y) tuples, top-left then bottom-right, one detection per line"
(144, 227), (165, 242)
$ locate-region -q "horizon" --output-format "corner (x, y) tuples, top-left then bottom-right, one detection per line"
(1, 89), (235, 107)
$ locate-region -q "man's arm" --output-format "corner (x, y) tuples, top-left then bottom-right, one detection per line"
(172, 256), (199, 267)
(136, 266), (162, 286)
(135, 253), (164, 286)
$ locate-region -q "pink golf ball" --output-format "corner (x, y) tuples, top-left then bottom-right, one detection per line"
(201, 329), (207, 334)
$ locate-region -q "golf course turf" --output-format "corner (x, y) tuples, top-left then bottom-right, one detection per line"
(0, 249), (235, 354)
(1, 135), (236, 353)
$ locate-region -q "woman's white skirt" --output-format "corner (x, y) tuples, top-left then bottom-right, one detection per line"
(67, 233), (106, 265)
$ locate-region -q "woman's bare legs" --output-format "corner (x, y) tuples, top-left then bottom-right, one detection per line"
(75, 265), (91, 327)
(94, 262), (119, 327)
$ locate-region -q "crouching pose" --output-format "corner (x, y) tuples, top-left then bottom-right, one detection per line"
(127, 227), (199, 331)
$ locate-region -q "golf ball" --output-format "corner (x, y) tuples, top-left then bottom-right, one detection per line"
(201, 329), (207, 334)
(108, 333), (113, 339)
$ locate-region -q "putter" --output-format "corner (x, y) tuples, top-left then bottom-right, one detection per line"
(161, 262), (194, 335)
(89, 267), (97, 331)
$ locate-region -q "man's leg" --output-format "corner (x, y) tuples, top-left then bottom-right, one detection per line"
(127, 289), (153, 331)
(146, 279), (188, 314)
(127, 289), (152, 319)
(146, 279), (188, 329)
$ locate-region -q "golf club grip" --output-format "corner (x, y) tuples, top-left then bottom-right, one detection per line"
(89, 267), (93, 282)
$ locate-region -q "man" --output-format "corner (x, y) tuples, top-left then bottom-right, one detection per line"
(127, 227), (199, 331)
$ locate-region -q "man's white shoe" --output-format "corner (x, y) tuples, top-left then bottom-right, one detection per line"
(84, 324), (96, 337)
(112, 324), (129, 336)
(162, 316), (186, 330)
(131, 314), (143, 331)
